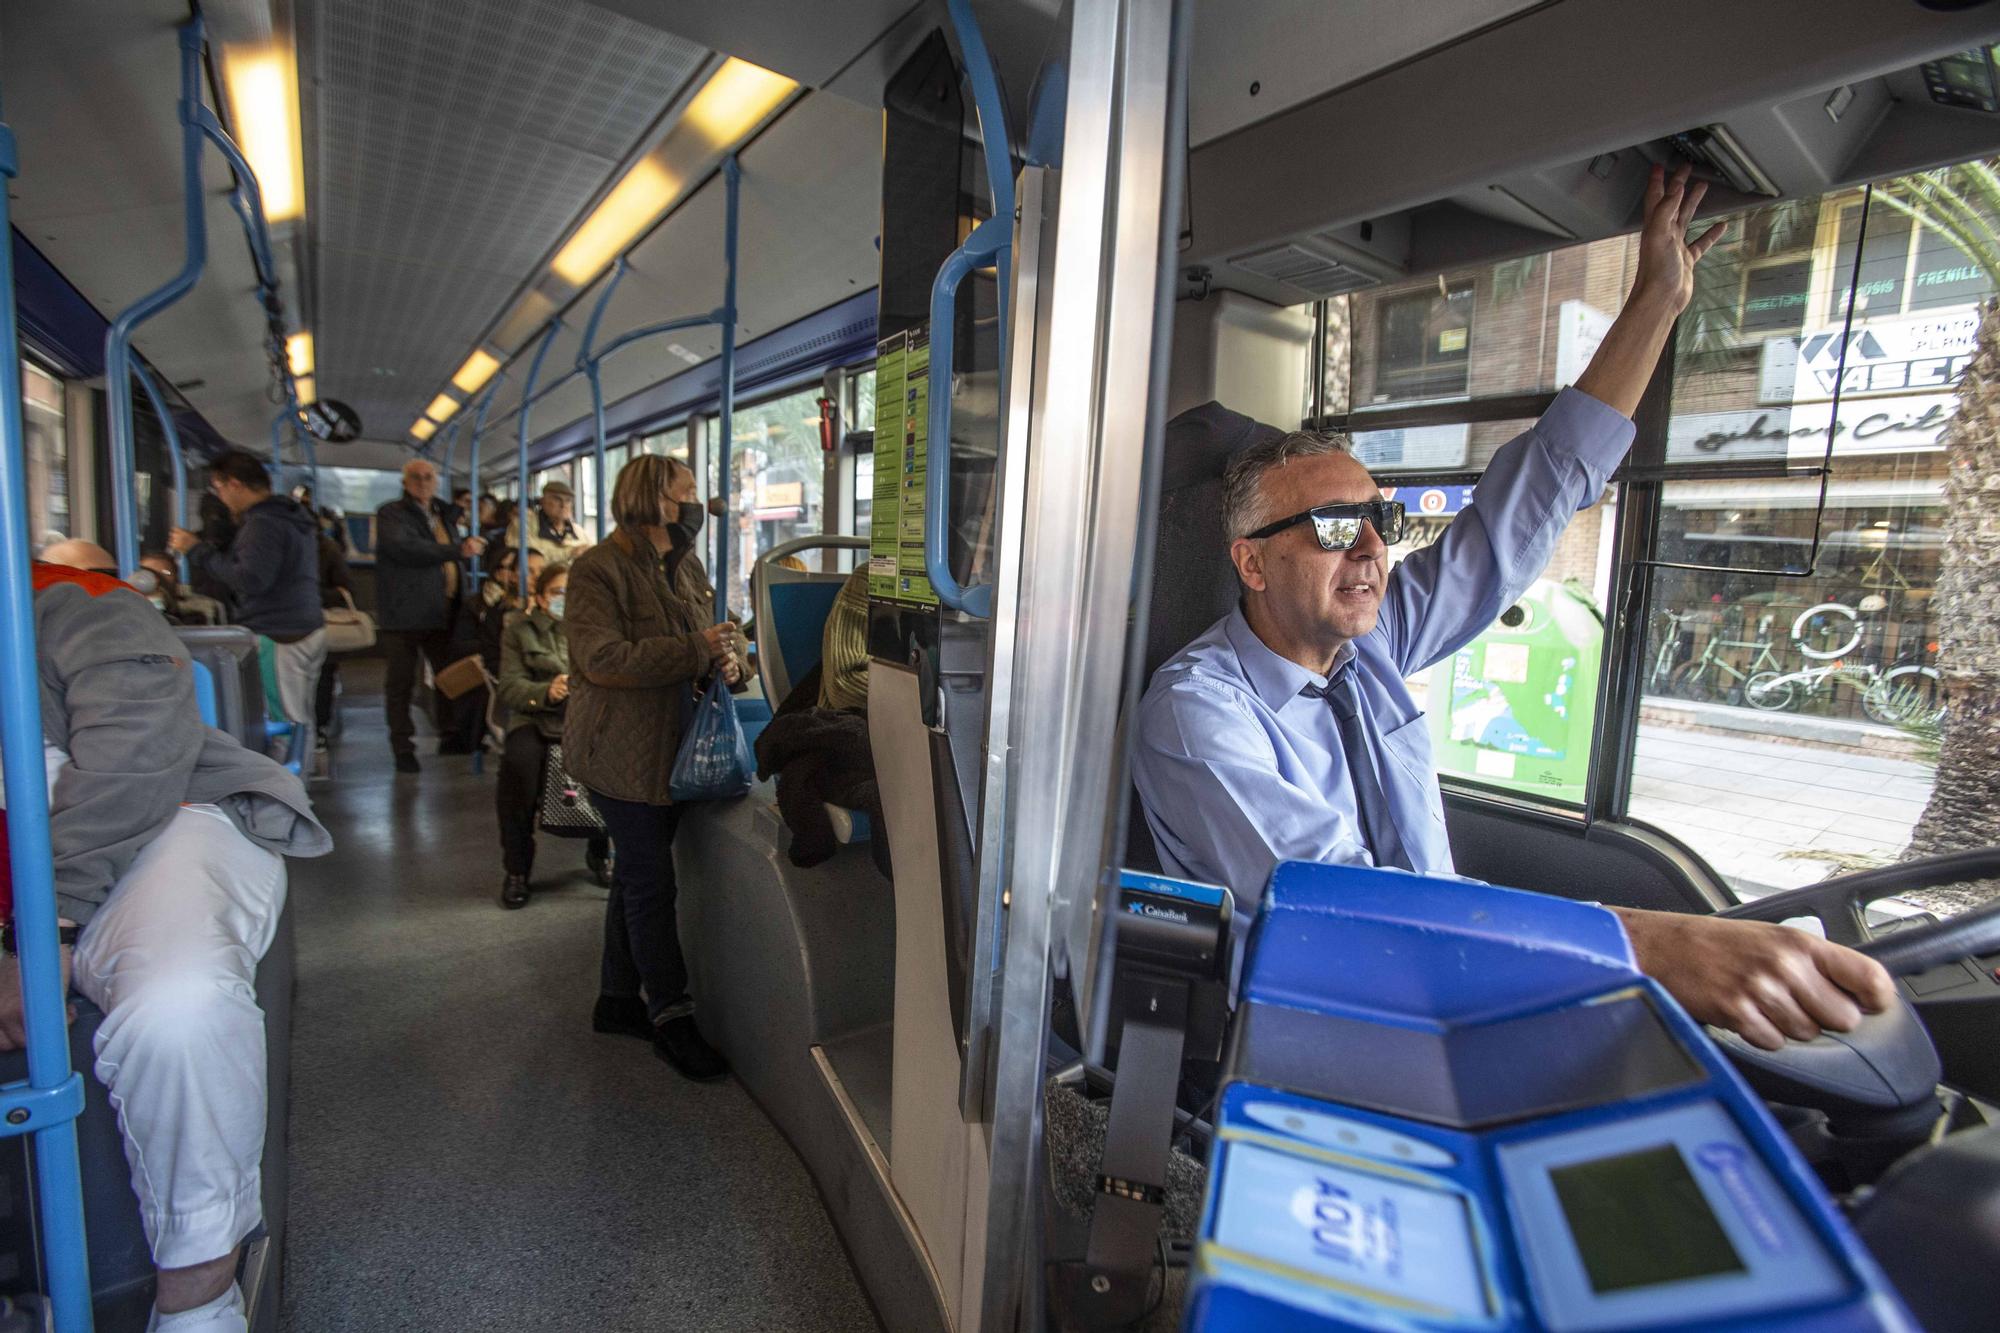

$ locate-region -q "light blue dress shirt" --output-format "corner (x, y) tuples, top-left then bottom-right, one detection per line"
(1133, 387), (1635, 921)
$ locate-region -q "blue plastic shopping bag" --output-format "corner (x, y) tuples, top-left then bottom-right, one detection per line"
(669, 670), (754, 802)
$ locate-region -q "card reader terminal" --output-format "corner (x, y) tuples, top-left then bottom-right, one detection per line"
(1185, 862), (1915, 1332)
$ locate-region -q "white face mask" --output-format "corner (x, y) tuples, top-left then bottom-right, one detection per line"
(547, 593), (566, 620)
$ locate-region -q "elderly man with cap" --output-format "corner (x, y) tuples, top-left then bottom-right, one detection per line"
(508, 478), (591, 568)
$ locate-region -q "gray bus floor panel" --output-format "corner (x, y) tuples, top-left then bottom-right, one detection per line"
(281, 668), (879, 1333)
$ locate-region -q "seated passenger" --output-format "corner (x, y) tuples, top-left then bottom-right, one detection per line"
(493, 564), (611, 909)
(1133, 166), (1895, 1054)
(507, 480), (590, 566)
(816, 565), (869, 714)
(478, 548), (547, 675)
(0, 560), (330, 1331)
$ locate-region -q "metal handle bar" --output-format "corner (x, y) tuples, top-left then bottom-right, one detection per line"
(924, 212), (1009, 618)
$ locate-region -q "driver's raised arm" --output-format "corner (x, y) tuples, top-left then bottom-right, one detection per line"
(1375, 165), (1726, 678)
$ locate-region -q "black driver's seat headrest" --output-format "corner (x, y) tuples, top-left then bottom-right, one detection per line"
(1126, 401), (1285, 874)
(1144, 400), (1284, 682)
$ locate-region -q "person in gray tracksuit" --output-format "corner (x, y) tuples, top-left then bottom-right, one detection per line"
(0, 561), (331, 1332)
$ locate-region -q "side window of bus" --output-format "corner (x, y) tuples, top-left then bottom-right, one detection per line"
(1313, 234), (1641, 810)
(708, 384), (828, 618)
(21, 359), (71, 547)
(1628, 158), (1997, 904)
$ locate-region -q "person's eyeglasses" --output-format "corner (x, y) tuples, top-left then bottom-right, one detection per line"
(1246, 500), (1406, 551)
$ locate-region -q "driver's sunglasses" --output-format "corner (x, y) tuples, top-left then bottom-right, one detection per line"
(1246, 499), (1406, 551)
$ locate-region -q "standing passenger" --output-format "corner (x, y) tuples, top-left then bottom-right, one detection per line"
(493, 564), (612, 909)
(563, 455), (743, 1081)
(168, 449), (328, 756)
(374, 459), (485, 773)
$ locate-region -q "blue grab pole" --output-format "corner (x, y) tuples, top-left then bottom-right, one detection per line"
(516, 323), (562, 604)
(0, 117), (96, 1333)
(577, 260), (629, 544)
(715, 155), (740, 626)
(466, 376), (505, 587)
(104, 19), (209, 578)
(943, 0), (1014, 342)
(439, 418), (464, 528)
(130, 360), (190, 585)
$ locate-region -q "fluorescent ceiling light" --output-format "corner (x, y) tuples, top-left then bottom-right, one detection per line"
(681, 58), (796, 149)
(411, 418), (437, 442)
(295, 375), (316, 405)
(286, 331), (313, 378)
(451, 349), (501, 397)
(222, 44), (306, 224)
(546, 57), (794, 288)
(424, 392), (460, 424)
(552, 159), (681, 286)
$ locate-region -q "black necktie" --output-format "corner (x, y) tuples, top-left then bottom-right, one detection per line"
(1301, 666), (1413, 872)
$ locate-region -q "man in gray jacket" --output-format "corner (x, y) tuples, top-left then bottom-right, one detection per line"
(0, 559), (330, 1332)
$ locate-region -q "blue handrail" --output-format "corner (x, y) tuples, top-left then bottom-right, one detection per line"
(516, 322), (563, 604)
(714, 155), (740, 625)
(577, 260), (630, 544)
(0, 113), (97, 1333)
(923, 213), (1008, 618)
(466, 375), (506, 586)
(104, 16), (312, 577)
(130, 360), (190, 585)
(923, 0), (1017, 618)
(103, 21), (209, 577)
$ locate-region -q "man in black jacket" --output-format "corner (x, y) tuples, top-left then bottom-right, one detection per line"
(169, 448), (327, 758)
(375, 458), (485, 772)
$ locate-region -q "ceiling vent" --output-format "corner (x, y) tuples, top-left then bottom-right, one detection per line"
(1228, 241), (1385, 297)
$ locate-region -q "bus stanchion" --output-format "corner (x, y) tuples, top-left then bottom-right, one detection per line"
(0, 111), (95, 1333)
(132, 359), (191, 586)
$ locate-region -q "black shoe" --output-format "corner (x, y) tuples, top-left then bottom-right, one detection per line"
(394, 752), (420, 774)
(500, 874), (530, 909)
(592, 994), (653, 1041)
(653, 1016), (729, 1081)
(586, 845), (613, 888)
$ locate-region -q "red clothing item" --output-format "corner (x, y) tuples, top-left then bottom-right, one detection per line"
(0, 563), (133, 919)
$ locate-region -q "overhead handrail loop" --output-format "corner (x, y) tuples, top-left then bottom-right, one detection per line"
(516, 322), (564, 604)
(923, 213), (1009, 618)
(0, 112), (97, 1333)
(104, 20), (209, 577)
(131, 360), (190, 584)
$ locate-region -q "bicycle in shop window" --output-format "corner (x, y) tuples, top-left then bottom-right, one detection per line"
(1743, 608), (1944, 727)
(1664, 608), (1786, 706)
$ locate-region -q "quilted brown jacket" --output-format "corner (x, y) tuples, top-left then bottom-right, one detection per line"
(562, 527), (720, 805)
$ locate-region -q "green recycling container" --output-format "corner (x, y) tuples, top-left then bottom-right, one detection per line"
(1426, 578), (1603, 805)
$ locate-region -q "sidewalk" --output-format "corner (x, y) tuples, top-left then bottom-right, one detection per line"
(1629, 721), (1933, 899)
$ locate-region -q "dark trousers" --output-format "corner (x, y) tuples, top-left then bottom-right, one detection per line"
(590, 790), (690, 1023)
(315, 657), (339, 732)
(496, 728), (606, 877)
(382, 627), (474, 756)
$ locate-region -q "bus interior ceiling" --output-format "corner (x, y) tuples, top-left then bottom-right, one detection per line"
(2, 0), (2000, 1331)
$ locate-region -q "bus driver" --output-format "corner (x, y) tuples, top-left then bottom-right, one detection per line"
(1133, 165), (1897, 1055)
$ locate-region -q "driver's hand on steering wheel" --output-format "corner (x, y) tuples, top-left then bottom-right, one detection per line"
(1613, 908), (1897, 1052)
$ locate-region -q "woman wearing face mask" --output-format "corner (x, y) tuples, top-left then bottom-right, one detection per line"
(493, 564), (611, 910)
(562, 454), (744, 1081)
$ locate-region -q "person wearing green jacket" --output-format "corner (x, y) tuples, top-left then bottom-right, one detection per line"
(494, 564), (610, 909)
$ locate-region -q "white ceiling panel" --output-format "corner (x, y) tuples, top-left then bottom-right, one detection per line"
(469, 90), (883, 476)
(301, 0), (710, 441)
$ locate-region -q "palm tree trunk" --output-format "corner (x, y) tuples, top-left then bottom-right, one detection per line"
(1902, 299), (2000, 913)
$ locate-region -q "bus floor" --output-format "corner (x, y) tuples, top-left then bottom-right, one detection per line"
(280, 663), (881, 1331)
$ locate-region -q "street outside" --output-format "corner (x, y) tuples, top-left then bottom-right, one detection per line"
(1630, 707), (1932, 900)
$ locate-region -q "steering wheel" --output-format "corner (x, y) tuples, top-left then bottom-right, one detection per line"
(1705, 849), (2000, 1142)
